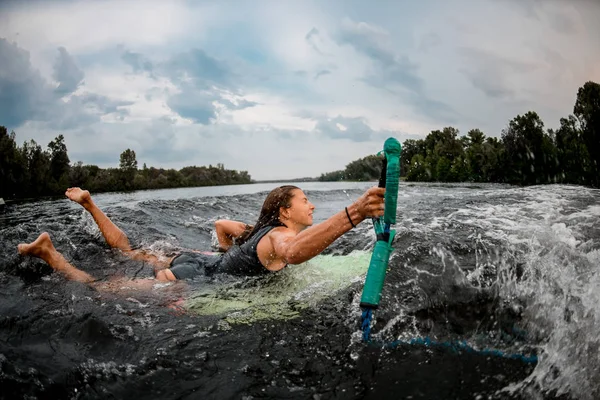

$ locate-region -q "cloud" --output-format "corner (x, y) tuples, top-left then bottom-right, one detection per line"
(335, 20), (422, 92)
(220, 98), (259, 111)
(332, 19), (456, 122)
(53, 46), (84, 95)
(550, 12), (578, 35)
(0, 39), (133, 130)
(1, 0), (599, 180)
(314, 115), (395, 143)
(0, 38), (54, 127)
(77, 93), (132, 119)
(121, 50), (153, 74)
(459, 47), (539, 100)
(305, 27), (325, 55)
(166, 87), (217, 124)
(117, 47), (258, 124)
(0, 0), (194, 55)
(418, 32), (442, 52)
(166, 85), (258, 125)
(162, 48), (231, 87)
(314, 69), (331, 80)
(135, 118), (210, 164)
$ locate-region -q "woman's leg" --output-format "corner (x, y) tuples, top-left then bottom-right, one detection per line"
(18, 233), (181, 291)
(65, 187), (175, 272)
(17, 232), (95, 283)
(66, 187), (132, 250)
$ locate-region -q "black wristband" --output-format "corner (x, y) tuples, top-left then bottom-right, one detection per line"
(345, 206), (357, 228)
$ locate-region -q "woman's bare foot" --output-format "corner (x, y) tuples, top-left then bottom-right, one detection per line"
(17, 232), (55, 258)
(18, 232), (96, 283)
(65, 187), (92, 207)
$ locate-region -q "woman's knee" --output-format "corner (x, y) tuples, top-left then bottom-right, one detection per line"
(156, 269), (177, 281)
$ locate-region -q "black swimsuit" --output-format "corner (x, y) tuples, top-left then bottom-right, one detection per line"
(169, 226), (277, 280)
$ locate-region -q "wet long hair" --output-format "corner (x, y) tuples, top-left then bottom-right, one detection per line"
(235, 185), (300, 246)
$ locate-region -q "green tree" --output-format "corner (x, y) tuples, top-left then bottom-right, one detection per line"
(435, 157), (452, 182)
(406, 154), (431, 181)
(554, 115), (588, 185)
(21, 139), (51, 196)
(47, 134), (71, 192)
(345, 154), (383, 181)
(501, 111), (556, 185)
(481, 137), (503, 182)
(465, 129), (486, 181)
(119, 149), (138, 170)
(400, 139), (425, 177)
(69, 161), (89, 188)
(450, 155), (469, 181)
(432, 127), (464, 161)
(119, 149), (138, 190)
(0, 126), (26, 198)
(573, 81), (600, 187)
(319, 170), (345, 181)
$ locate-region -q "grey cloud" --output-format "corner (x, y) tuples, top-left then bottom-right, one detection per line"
(359, 56), (421, 93)
(220, 98), (258, 110)
(165, 84), (257, 124)
(506, 0), (581, 35)
(78, 93), (132, 112)
(122, 47), (251, 123)
(459, 47), (539, 100)
(293, 109), (322, 120)
(314, 115), (395, 143)
(305, 27), (319, 41)
(540, 45), (566, 66)
(335, 21), (394, 63)
(550, 11), (577, 35)
(333, 20), (456, 122)
(167, 88), (217, 124)
(406, 93), (459, 123)
(418, 32), (442, 52)
(314, 69), (331, 80)
(0, 38), (55, 127)
(162, 48), (231, 87)
(121, 50), (153, 73)
(462, 69), (513, 99)
(144, 86), (168, 101)
(42, 93), (132, 130)
(305, 27), (324, 54)
(77, 93), (133, 122)
(137, 119), (201, 163)
(53, 46), (84, 95)
(502, 0), (542, 19)
(0, 39), (133, 130)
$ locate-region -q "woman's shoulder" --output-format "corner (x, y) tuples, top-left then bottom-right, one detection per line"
(264, 225), (295, 240)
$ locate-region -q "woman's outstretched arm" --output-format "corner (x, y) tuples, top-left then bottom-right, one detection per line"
(270, 187), (386, 265)
(215, 220), (252, 251)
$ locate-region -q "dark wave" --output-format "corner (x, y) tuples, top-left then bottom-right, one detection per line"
(1, 183), (599, 399)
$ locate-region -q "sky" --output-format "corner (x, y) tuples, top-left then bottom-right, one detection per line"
(1, 0), (599, 180)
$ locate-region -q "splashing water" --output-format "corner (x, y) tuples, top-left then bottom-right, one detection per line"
(1, 182), (600, 399)
(396, 185), (600, 399)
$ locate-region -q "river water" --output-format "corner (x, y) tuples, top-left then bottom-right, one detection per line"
(1, 182), (599, 399)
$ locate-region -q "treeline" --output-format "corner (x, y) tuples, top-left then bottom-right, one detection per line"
(0, 130), (253, 200)
(319, 154), (384, 182)
(319, 81), (600, 187)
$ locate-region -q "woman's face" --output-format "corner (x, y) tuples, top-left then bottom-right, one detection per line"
(282, 189), (315, 227)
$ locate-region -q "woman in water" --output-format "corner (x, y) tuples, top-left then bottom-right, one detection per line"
(17, 185), (385, 284)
